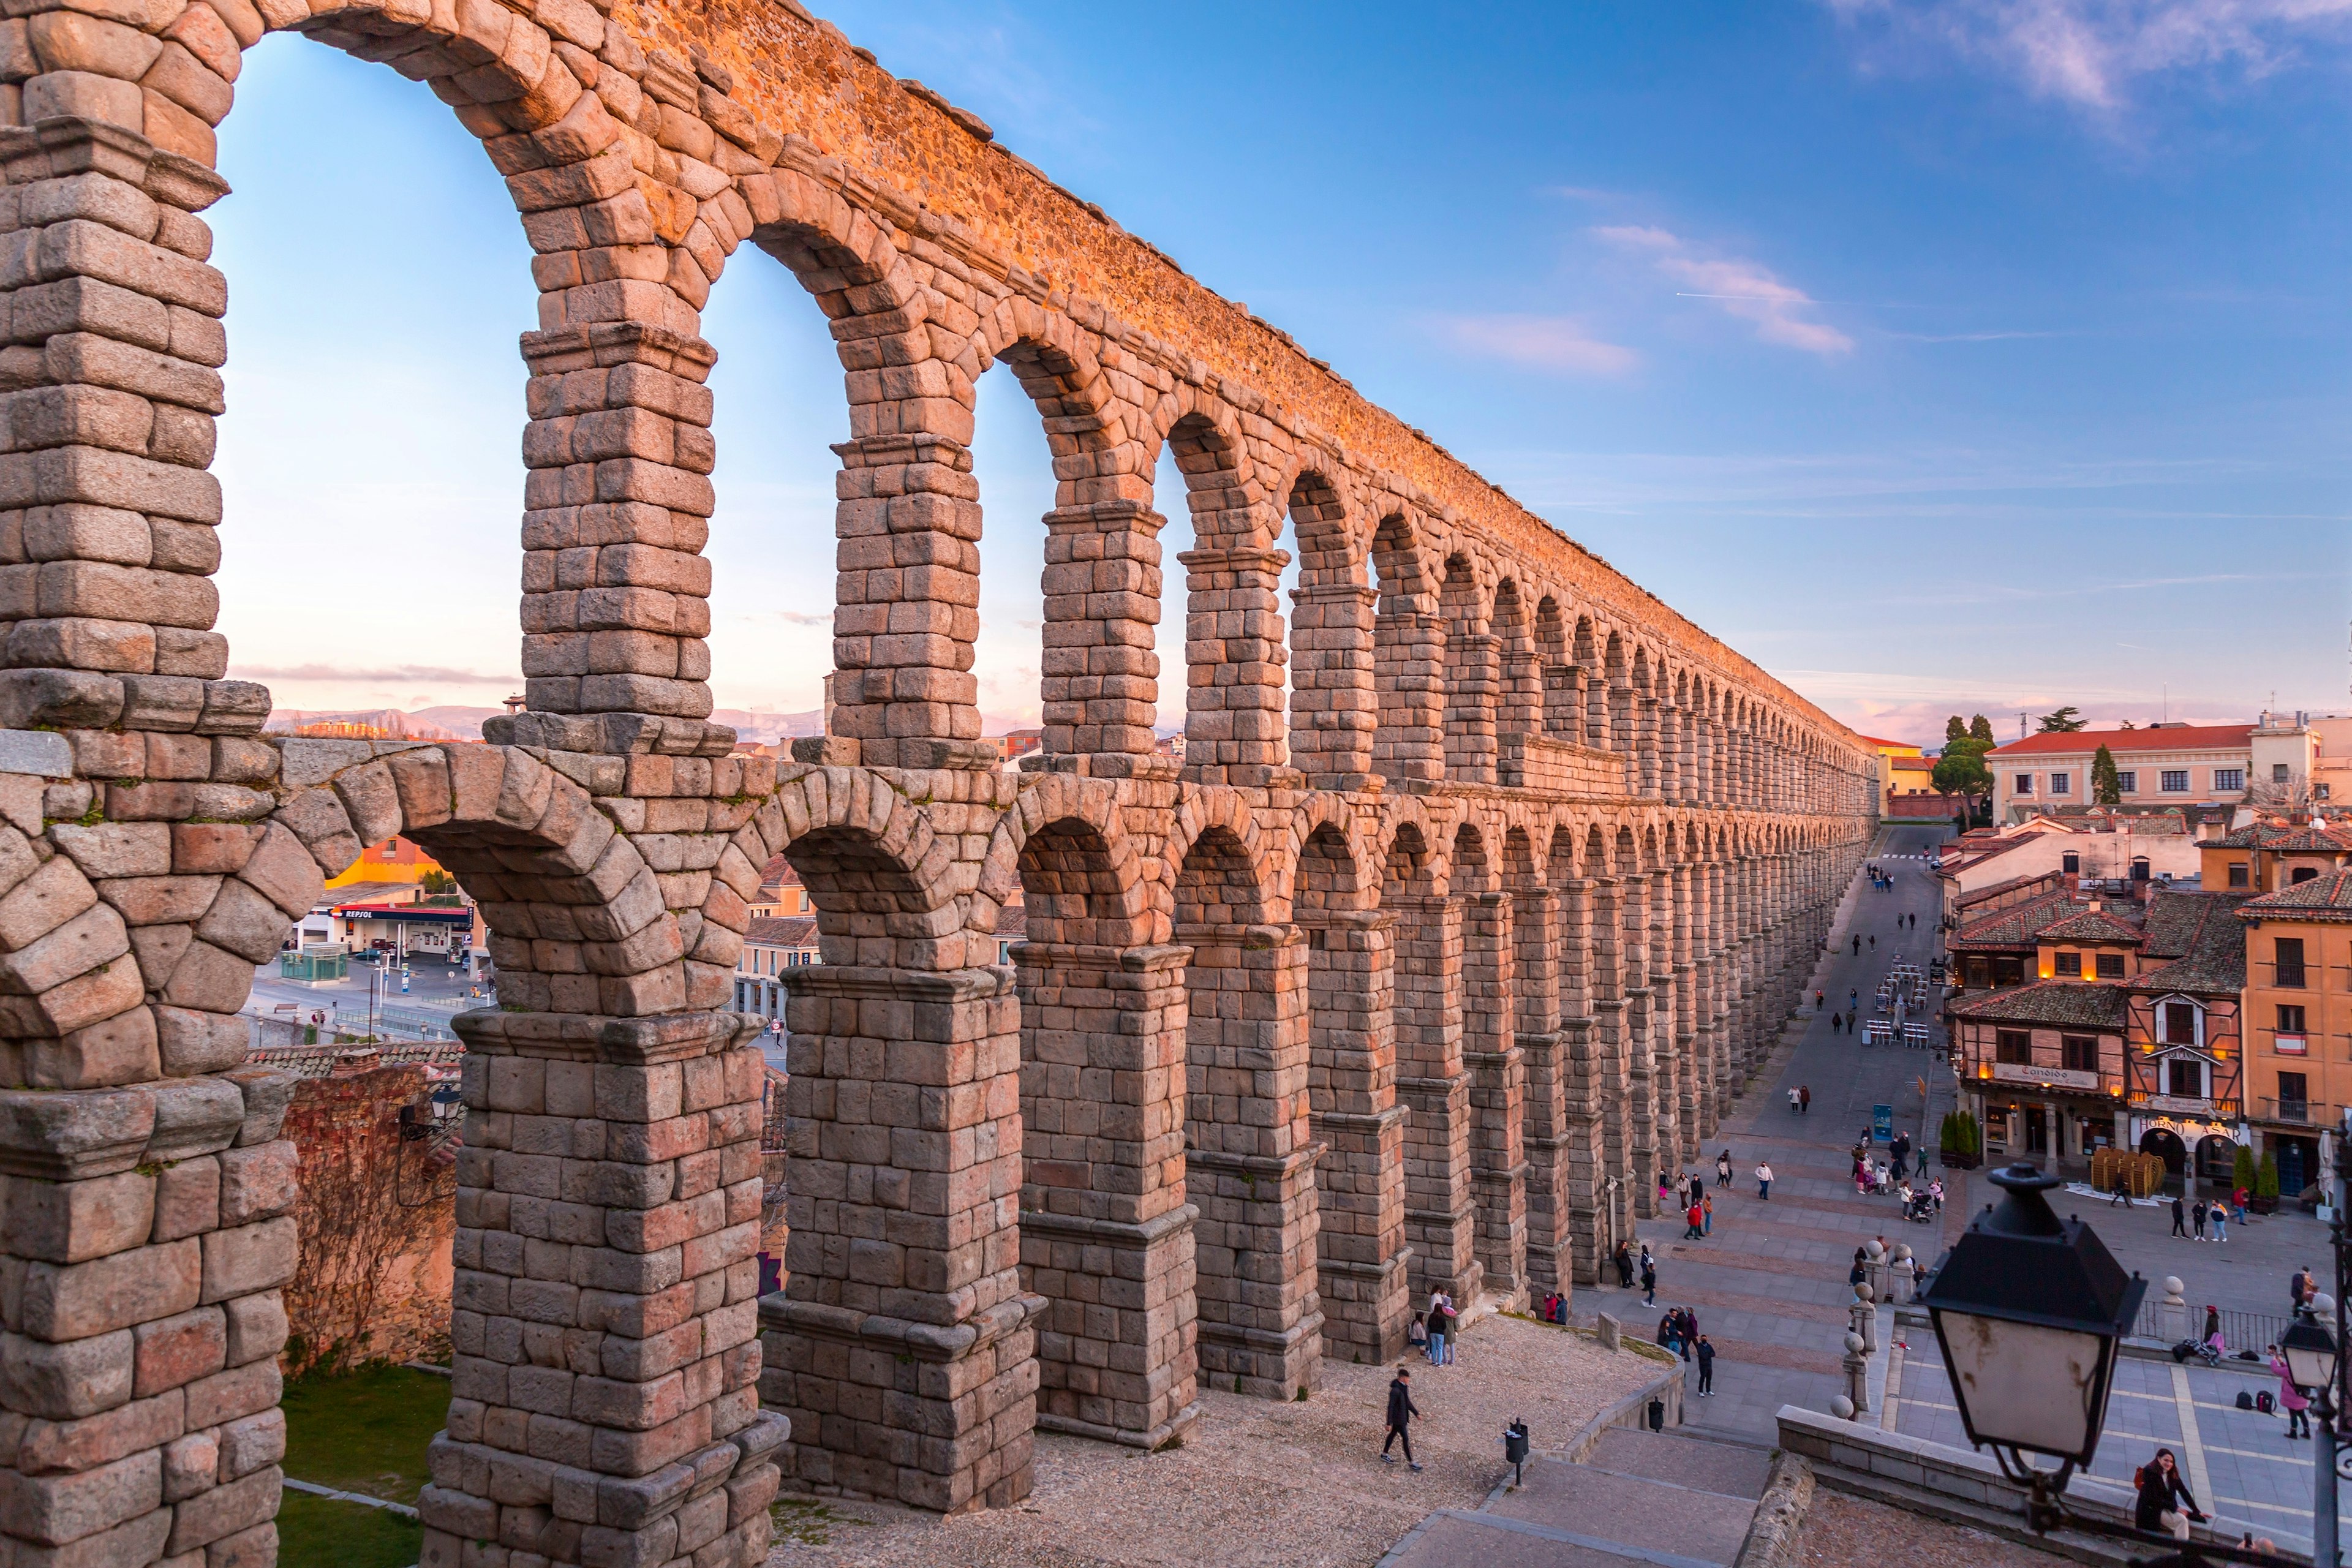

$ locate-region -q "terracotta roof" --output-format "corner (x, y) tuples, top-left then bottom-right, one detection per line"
(2130, 893), (2248, 995)
(1890, 755), (1934, 774)
(2038, 908), (2147, 944)
(1950, 887), (2087, 951)
(746, 915), (818, 948)
(1956, 870), (2066, 909)
(1988, 725), (2253, 758)
(2209, 823), (2352, 853)
(1950, 980), (2131, 1030)
(2238, 870), (2352, 922)
(758, 854), (805, 890)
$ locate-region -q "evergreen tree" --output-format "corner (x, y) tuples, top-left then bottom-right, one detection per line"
(2090, 745), (2122, 805)
(1969, 714), (1995, 745)
(1945, 715), (1968, 745)
(2037, 705), (2087, 733)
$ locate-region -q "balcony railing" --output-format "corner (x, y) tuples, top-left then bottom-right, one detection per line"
(2255, 1097), (2340, 1126)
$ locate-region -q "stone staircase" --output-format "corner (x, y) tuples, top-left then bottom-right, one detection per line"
(1381, 1427), (1774, 1568)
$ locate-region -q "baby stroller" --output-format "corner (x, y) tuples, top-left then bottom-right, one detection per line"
(1902, 1189), (1937, 1225)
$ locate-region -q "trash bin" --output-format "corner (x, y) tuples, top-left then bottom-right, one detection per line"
(1647, 1397), (1665, 1432)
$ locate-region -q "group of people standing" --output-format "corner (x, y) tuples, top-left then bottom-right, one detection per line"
(1408, 1289), (1462, 1365)
(2166, 1191), (2242, 1242)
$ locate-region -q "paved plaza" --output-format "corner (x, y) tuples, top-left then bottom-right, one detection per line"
(1564, 824), (2352, 1552)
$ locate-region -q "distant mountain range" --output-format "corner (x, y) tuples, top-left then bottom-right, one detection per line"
(263, 706), (1072, 742)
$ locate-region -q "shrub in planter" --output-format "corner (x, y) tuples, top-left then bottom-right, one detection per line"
(2232, 1145), (2256, 1196)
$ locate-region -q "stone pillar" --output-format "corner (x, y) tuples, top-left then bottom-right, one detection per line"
(1621, 872), (1658, 1210)
(1637, 696), (1660, 799)
(1389, 892), (1479, 1305)
(1498, 638), (1541, 738)
(1610, 683), (1635, 790)
(1542, 663), (1581, 739)
(1514, 884), (1569, 1300)
(1556, 878), (1611, 1285)
(1645, 870), (1682, 1176)
(1373, 606), (1444, 787)
(1288, 582), (1378, 790)
(763, 966), (1041, 1513)
(1589, 877), (1633, 1237)
(826, 432), (994, 770)
(1039, 499), (1164, 760)
(517, 322), (734, 757)
(1304, 910), (1411, 1363)
(1442, 632), (1499, 785)
(435, 1011), (780, 1567)
(1012, 941), (1198, 1450)
(1461, 889), (1525, 1306)
(1185, 924), (1322, 1398)
(0, 1061), (302, 1568)
(1672, 863), (1700, 1158)
(1180, 545), (1291, 788)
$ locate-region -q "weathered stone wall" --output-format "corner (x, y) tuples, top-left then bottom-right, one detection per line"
(0, 0), (1880, 1559)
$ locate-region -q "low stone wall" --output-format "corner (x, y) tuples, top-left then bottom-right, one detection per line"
(1555, 1351), (1686, 1460)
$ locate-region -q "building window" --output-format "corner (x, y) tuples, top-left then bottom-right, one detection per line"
(2095, 952), (2126, 980)
(2162, 1002), (2198, 1045)
(2277, 937), (2307, 989)
(2321, 783), (2334, 801)
(2161, 771), (2188, 793)
(2280, 1003), (2307, 1034)
(2275, 763), (2293, 783)
(1993, 956), (2026, 988)
(1966, 956), (1990, 990)
(2054, 951), (2081, 978)
(1997, 1030), (2033, 1065)
(2293, 866), (2320, 885)
(2062, 1035), (2098, 1073)
(2167, 1058), (2203, 1099)
(2216, 769), (2245, 792)
(2014, 773), (2035, 796)
(2048, 771), (2071, 796)
(2278, 1070), (2309, 1111)
(2116, 771), (2137, 793)
(2228, 862), (2250, 889)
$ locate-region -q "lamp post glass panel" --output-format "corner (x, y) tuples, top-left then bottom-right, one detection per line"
(1920, 1163), (2143, 1485)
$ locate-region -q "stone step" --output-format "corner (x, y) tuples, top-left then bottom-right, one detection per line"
(1582, 1426), (1775, 1501)
(1482, 1456), (1758, 1565)
(1380, 1508), (1735, 1568)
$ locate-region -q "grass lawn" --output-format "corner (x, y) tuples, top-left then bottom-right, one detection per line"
(277, 1491), (423, 1568)
(282, 1363), (450, 1504)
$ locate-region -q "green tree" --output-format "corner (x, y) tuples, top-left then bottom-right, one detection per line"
(1969, 714), (1995, 745)
(1945, 715), (1968, 746)
(2090, 744), (2122, 805)
(1932, 739), (1993, 821)
(2037, 705), (2087, 733)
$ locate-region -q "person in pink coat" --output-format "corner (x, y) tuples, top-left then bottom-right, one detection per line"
(2270, 1344), (2313, 1439)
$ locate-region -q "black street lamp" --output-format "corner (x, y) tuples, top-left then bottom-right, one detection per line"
(1921, 1162), (2303, 1566)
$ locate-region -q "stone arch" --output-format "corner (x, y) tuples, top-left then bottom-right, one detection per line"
(1493, 579), (1539, 738)
(1284, 465), (1374, 786)
(1440, 555), (1496, 783)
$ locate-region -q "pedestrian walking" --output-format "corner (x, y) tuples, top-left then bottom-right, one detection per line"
(2270, 1344), (2313, 1439)
(1849, 988), (1860, 1013)
(1852, 934), (1861, 956)
(1684, 1197), (1704, 1240)
(1756, 1161), (1773, 1201)
(2133, 1448), (2205, 1540)
(2192, 1199), (2209, 1240)
(2110, 1172), (2130, 1207)
(1640, 1248), (1657, 1307)
(1815, 989), (1824, 1011)
(1928, 1177), (1943, 1213)
(1716, 1150), (1733, 1188)
(2171, 1196), (2188, 1238)
(1658, 1310), (1681, 1359)
(1800, 1085), (1811, 1115)
(1381, 1366), (1423, 1470)
(1911, 1255), (1928, 1297)
(2212, 1204), (2227, 1243)
(2293, 1265), (2314, 1311)
(1788, 1085), (1800, 1115)
(1695, 1335), (1716, 1396)
(1869, 935), (1875, 950)
(1702, 1193), (1714, 1235)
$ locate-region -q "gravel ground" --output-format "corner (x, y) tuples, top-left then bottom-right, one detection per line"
(764, 1314), (1664, 1568)
(1800, 1490), (2075, 1568)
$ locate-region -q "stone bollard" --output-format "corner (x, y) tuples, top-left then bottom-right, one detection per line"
(1851, 1284), (1878, 1354)
(1863, 1237), (1888, 1302)
(2158, 1275), (2187, 1344)
(1830, 1393), (1856, 1420)
(1842, 1331), (1870, 1414)
(1888, 1243), (1913, 1305)
(1597, 1311), (1622, 1352)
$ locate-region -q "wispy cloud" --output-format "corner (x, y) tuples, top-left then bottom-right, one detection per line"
(230, 663), (514, 685)
(1889, 328), (2071, 342)
(1823, 0), (2352, 113)
(1436, 314), (1642, 375)
(1594, 227), (1854, 356)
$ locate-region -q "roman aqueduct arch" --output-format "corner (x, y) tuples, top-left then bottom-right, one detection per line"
(0, 0), (1878, 1560)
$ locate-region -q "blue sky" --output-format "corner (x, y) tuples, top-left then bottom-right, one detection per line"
(210, 0), (2351, 746)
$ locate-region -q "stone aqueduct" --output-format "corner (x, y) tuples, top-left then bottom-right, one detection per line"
(0, 0), (1876, 1559)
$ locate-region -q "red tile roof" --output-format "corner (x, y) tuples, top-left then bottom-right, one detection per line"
(2238, 870), (2352, 922)
(1988, 725), (2252, 758)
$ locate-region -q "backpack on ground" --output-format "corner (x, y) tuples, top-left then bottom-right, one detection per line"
(2234, 1390), (2255, 1410)
(2256, 1390), (2275, 1414)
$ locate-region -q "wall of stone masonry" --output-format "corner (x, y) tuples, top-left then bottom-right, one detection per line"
(0, 0), (1883, 1555)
